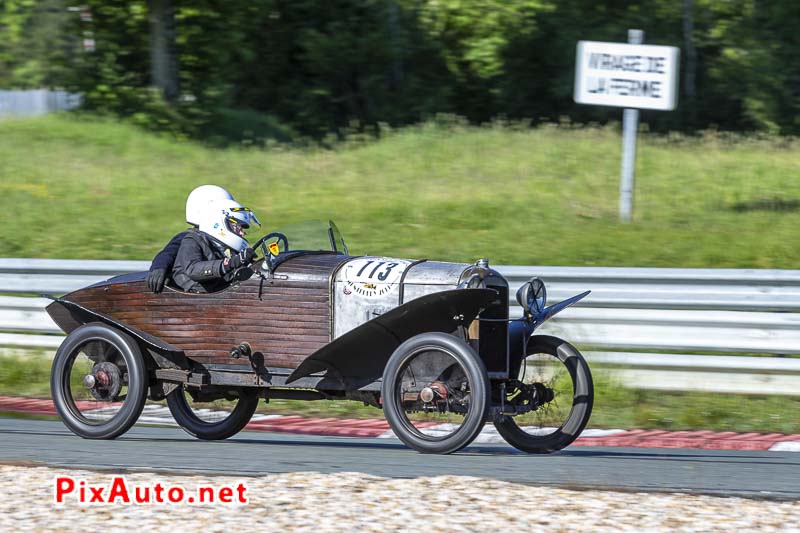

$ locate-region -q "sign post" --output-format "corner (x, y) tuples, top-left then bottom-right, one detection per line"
(619, 29), (644, 223)
(574, 31), (679, 222)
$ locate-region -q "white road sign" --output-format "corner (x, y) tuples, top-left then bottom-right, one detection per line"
(574, 41), (680, 110)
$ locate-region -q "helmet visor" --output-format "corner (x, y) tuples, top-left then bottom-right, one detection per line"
(225, 216), (248, 237)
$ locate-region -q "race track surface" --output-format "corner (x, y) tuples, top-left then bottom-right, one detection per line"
(1, 419), (798, 500)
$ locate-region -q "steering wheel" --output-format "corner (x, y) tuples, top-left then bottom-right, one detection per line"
(251, 232), (290, 258)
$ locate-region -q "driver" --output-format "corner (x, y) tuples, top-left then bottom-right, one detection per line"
(171, 199), (259, 293)
(147, 185), (262, 293)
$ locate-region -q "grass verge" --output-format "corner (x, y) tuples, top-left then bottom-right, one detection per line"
(2, 115), (800, 268)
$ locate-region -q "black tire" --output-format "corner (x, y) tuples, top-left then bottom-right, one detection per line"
(166, 386), (259, 440)
(381, 332), (490, 454)
(494, 335), (593, 454)
(50, 323), (148, 439)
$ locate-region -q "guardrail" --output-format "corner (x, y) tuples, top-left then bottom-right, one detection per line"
(1, 258), (799, 395)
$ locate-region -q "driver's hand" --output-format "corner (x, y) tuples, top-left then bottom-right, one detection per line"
(147, 268), (167, 293)
(227, 248), (255, 271)
(241, 247), (256, 265)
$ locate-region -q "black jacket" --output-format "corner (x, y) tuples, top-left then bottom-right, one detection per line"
(171, 230), (237, 293)
(149, 230), (190, 272)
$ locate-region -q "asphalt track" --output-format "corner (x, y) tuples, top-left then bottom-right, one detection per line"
(1, 419), (798, 500)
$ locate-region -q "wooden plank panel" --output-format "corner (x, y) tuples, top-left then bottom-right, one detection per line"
(110, 312), (329, 325)
(64, 253), (347, 368)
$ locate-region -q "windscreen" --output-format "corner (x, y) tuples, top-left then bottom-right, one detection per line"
(261, 220), (347, 254)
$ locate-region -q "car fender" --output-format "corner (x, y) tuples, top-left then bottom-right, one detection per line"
(286, 288), (498, 385)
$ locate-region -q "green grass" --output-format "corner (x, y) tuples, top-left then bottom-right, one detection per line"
(3, 355), (799, 433)
(588, 372), (800, 434)
(1, 114), (799, 267)
(0, 354), (52, 397)
(0, 412), (59, 422)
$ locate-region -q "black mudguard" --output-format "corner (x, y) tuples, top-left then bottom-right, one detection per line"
(508, 319), (532, 379)
(286, 288), (497, 385)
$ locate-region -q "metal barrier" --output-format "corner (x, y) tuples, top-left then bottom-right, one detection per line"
(1, 258), (799, 394)
(500, 265), (800, 311)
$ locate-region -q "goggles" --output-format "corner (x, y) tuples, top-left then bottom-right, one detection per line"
(229, 206), (261, 227)
(226, 217), (249, 230)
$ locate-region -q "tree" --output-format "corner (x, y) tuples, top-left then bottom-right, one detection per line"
(147, 0), (179, 102)
(0, 0), (75, 88)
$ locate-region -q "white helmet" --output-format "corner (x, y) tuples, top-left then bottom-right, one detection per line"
(185, 185), (233, 226)
(198, 199), (260, 252)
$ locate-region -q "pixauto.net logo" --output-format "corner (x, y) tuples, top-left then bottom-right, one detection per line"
(53, 475), (248, 505)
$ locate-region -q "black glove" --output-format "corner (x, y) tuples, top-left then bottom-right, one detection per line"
(226, 247), (256, 271)
(147, 268), (167, 293)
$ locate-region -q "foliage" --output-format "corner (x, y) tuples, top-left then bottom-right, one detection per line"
(3, 1), (800, 138)
(0, 0), (75, 88)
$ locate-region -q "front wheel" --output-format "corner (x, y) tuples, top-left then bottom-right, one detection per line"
(382, 332), (490, 454)
(166, 386), (259, 440)
(494, 335), (593, 453)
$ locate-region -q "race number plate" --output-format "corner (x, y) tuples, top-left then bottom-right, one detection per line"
(333, 257), (412, 338)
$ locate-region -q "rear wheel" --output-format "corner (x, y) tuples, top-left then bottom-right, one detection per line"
(166, 386), (259, 440)
(50, 323), (147, 439)
(494, 335), (593, 453)
(382, 332), (490, 454)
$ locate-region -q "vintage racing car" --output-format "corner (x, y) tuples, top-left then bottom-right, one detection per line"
(46, 220), (593, 454)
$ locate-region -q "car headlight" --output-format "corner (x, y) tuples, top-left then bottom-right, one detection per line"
(516, 278), (546, 315)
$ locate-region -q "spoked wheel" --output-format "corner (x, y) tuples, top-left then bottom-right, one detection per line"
(382, 332), (490, 454)
(494, 335), (593, 454)
(166, 386), (259, 440)
(50, 323), (147, 439)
